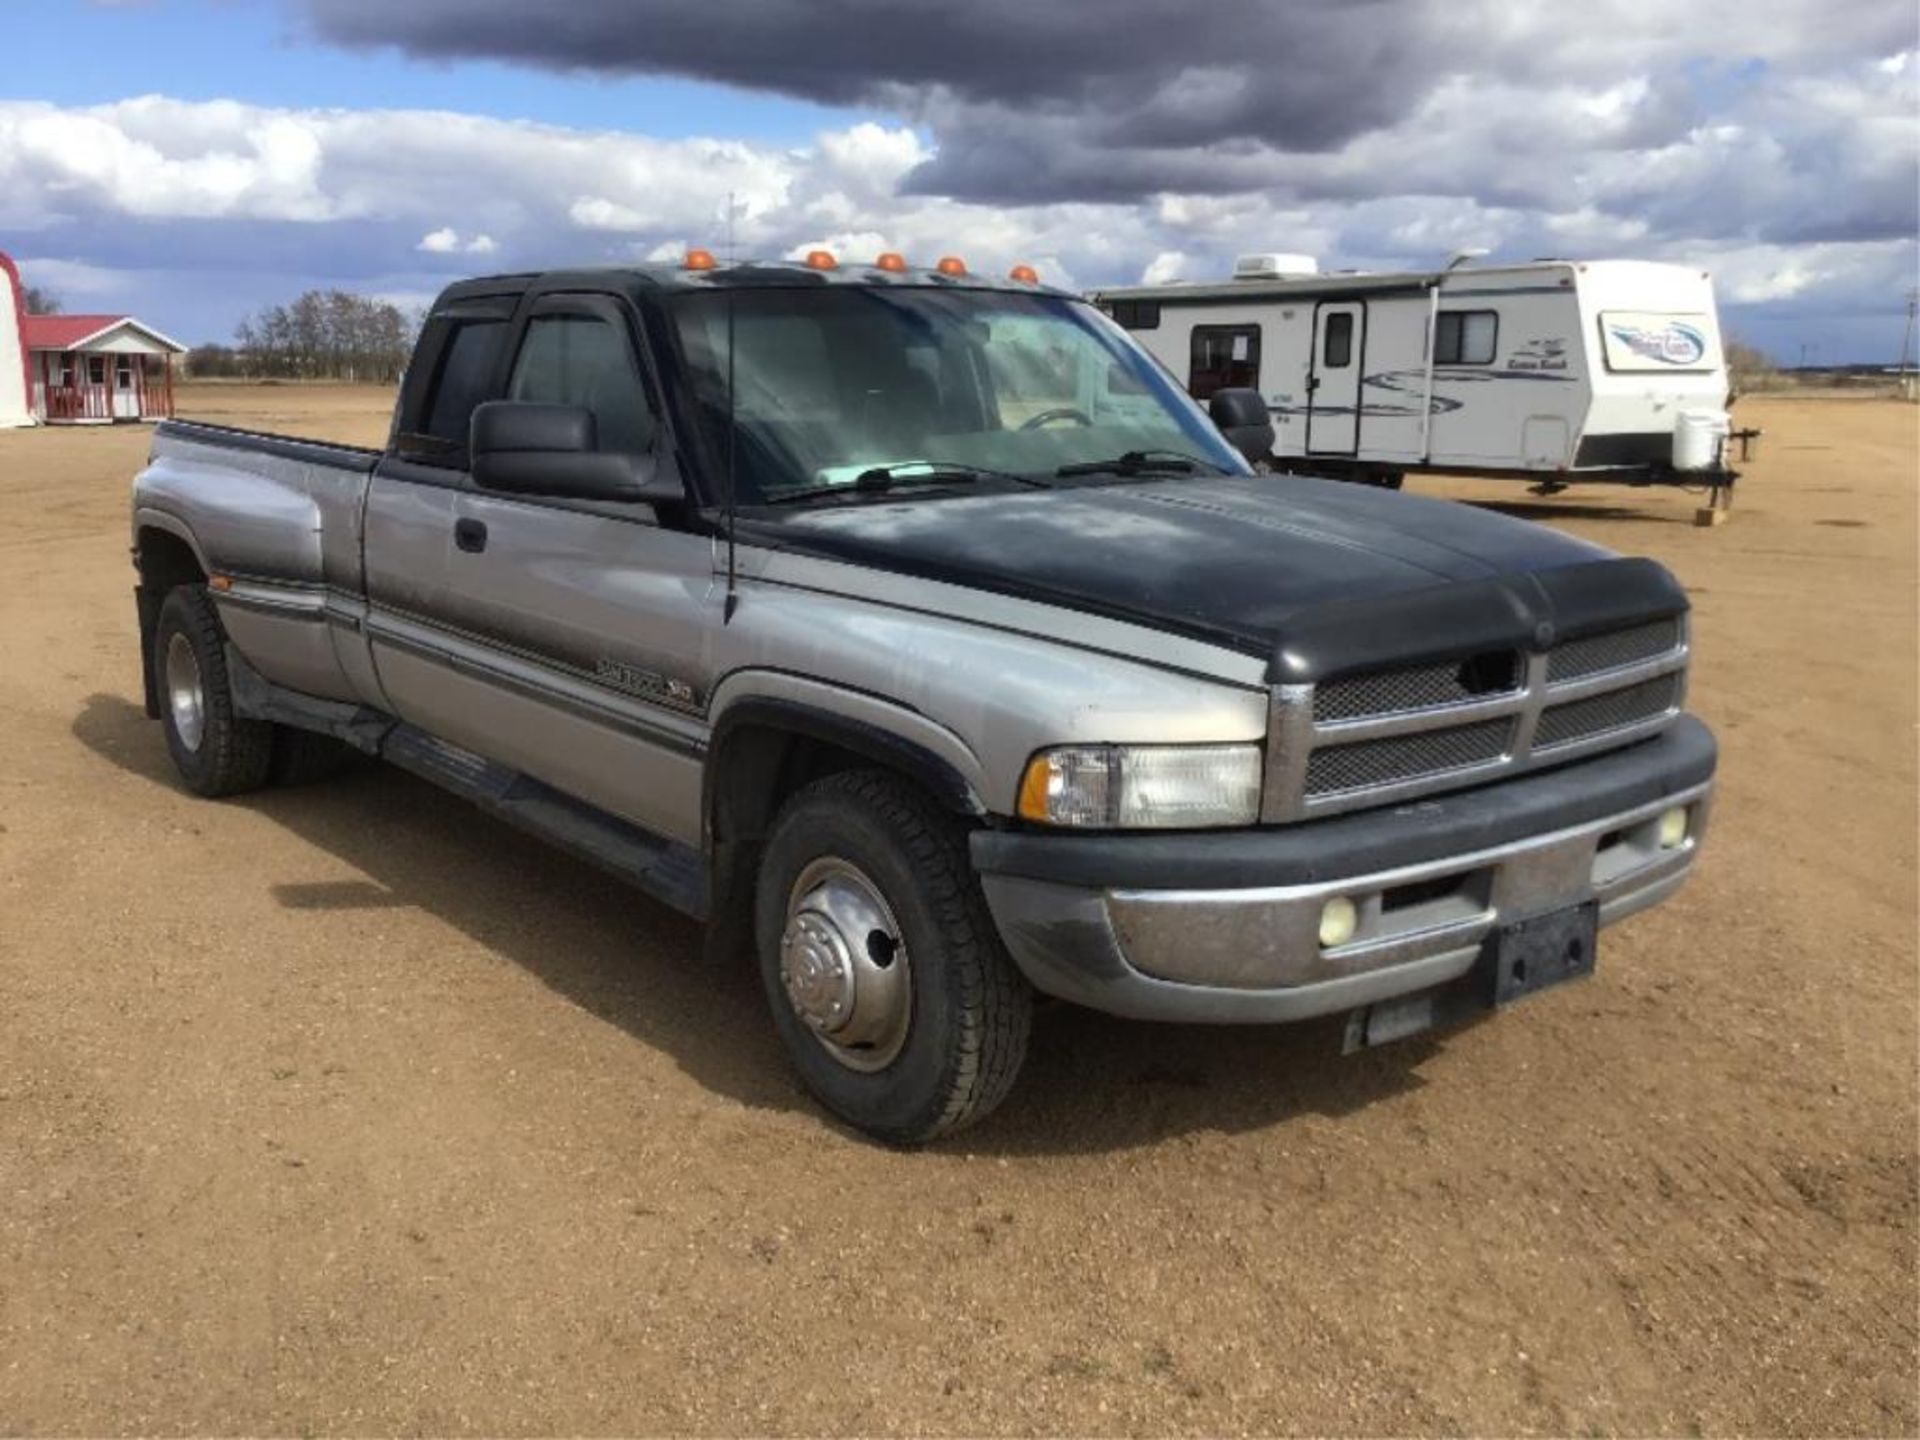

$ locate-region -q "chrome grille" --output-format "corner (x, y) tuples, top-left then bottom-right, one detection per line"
(1266, 615), (1690, 820)
(1313, 652), (1520, 721)
(1305, 720), (1513, 797)
(1535, 673), (1682, 750)
(1546, 618), (1683, 683)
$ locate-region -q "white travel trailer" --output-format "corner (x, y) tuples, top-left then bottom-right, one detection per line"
(1092, 256), (1740, 499)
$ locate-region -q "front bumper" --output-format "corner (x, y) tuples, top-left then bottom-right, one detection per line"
(971, 716), (1715, 1025)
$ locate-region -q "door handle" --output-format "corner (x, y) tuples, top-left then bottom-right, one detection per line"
(454, 518), (488, 554)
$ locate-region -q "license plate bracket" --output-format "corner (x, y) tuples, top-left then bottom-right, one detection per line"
(1488, 901), (1598, 1006)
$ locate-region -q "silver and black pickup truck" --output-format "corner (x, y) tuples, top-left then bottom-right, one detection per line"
(130, 255), (1715, 1142)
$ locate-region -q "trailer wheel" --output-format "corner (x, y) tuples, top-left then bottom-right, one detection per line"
(755, 770), (1032, 1144)
(153, 586), (275, 798)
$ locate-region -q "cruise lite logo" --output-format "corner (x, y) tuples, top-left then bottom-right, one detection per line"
(1607, 320), (1709, 366)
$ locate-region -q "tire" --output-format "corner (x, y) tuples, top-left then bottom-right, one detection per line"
(153, 586), (275, 798)
(755, 770), (1033, 1144)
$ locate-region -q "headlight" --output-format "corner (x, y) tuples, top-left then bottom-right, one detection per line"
(1017, 744), (1263, 829)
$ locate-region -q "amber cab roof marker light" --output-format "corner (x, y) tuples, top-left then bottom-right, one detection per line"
(684, 248), (718, 271)
(805, 249), (838, 271)
(1009, 263), (1040, 284)
(874, 252), (909, 272)
(935, 255), (967, 276)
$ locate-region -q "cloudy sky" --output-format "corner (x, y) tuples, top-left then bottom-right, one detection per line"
(3, 0), (1914, 361)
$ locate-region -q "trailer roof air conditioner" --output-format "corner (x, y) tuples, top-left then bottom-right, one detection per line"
(1233, 253), (1319, 280)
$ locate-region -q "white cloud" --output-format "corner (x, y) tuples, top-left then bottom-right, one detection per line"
(417, 226), (498, 255)
(0, 75), (1911, 360)
(1140, 251), (1190, 285)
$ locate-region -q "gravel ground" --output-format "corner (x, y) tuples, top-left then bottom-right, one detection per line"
(0, 386), (1913, 1435)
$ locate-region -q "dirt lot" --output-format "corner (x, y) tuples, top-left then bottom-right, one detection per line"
(1, 384), (1914, 1435)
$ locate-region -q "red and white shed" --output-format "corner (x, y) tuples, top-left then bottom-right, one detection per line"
(22, 314), (185, 425)
(0, 250), (185, 427)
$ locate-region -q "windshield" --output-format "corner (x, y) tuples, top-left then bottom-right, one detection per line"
(667, 285), (1247, 502)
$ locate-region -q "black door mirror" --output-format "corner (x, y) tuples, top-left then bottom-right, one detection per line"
(470, 401), (683, 506)
(1208, 387), (1275, 466)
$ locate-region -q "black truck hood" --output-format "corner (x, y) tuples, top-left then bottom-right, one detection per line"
(748, 475), (1689, 681)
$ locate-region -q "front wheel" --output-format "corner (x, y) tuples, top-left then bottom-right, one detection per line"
(755, 770), (1033, 1144)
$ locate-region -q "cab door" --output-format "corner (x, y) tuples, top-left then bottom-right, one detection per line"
(363, 295), (518, 726)
(1307, 301), (1365, 455)
(431, 293), (716, 846)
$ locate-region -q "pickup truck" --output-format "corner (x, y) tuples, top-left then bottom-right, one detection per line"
(130, 253), (1716, 1142)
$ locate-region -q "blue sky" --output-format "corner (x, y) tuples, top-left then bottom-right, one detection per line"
(1, 0), (1913, 360)
(6, 0), (887, 140)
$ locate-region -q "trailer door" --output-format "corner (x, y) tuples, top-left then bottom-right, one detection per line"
(1307, 302), (1365, 455)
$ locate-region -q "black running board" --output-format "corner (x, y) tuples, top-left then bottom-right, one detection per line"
(380, 725), (708, 920)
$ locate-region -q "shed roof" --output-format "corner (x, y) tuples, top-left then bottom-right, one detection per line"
(20, 314), (186, 354)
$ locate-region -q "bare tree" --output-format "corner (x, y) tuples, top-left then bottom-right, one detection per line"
(21, 284), (62, 315)
(1724, 339), (1778, 395)
(225, 290), (419, 382)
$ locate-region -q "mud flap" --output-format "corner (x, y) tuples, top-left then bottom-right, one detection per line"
(135, 585), (162, 718)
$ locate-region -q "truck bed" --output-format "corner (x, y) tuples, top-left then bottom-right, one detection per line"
(153, 416), (384, 470)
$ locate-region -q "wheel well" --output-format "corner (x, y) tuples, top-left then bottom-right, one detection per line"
(136, 527), (206, 598)
(134, 528), (208, 718)
(710, 727), (885, 854)
(700, 713), (983, 967)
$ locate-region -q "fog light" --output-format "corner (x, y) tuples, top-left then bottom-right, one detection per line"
(1656, 806), (1690, 850)
(1319, 895), (1359, 949)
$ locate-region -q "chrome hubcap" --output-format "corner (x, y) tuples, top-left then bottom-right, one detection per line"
(779, 857), (911, 1072)
(165, 632), (206, 753)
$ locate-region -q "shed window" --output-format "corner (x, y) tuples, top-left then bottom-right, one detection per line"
(87, 356), (106, 385)
(421, 319), (507, 444)
(1188, 324), (1261, 400)
(1435, 310), (1498, 365)
(509, 314), (655, 454)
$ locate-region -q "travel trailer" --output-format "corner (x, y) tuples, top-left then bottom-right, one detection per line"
(1091, 256), (1739, 500)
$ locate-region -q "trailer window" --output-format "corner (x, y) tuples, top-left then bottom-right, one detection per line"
(1435, 310), (1498, 365)
(1189, 325), (1261, 399)
(1322, 312), (1354, 368)
(1107, 299), (1161, 331)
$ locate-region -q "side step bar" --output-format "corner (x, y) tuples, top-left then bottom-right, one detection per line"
(226, 646), (707, 920)
(380, 727), (709, 921)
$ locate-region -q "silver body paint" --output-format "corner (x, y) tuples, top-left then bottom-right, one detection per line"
(133, 429), (1267, 851)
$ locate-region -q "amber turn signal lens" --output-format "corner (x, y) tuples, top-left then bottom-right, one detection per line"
(874, 252), (908, 272)
(935, 255), (967, 276)
(1009, 263), (1039, 284)
(684, 248), (717, 271)
(805, 249), (838, 270)
(1017, 754), (1055, 821)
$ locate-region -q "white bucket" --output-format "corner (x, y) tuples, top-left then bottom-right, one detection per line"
(1673, 409), (1731, 471)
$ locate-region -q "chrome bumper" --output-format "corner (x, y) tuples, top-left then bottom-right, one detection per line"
(978, 783), (1711, 1025)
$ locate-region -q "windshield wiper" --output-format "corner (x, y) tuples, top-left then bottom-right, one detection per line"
(1054, 449), (1223, 479)
(769, 462), (1046, 505)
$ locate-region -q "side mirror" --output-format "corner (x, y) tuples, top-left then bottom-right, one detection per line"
(1208, 387), (1275, 466)
(470, 401), (683, 506)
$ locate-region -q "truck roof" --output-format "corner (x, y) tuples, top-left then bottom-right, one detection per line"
(437, 257), (1074, 308)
